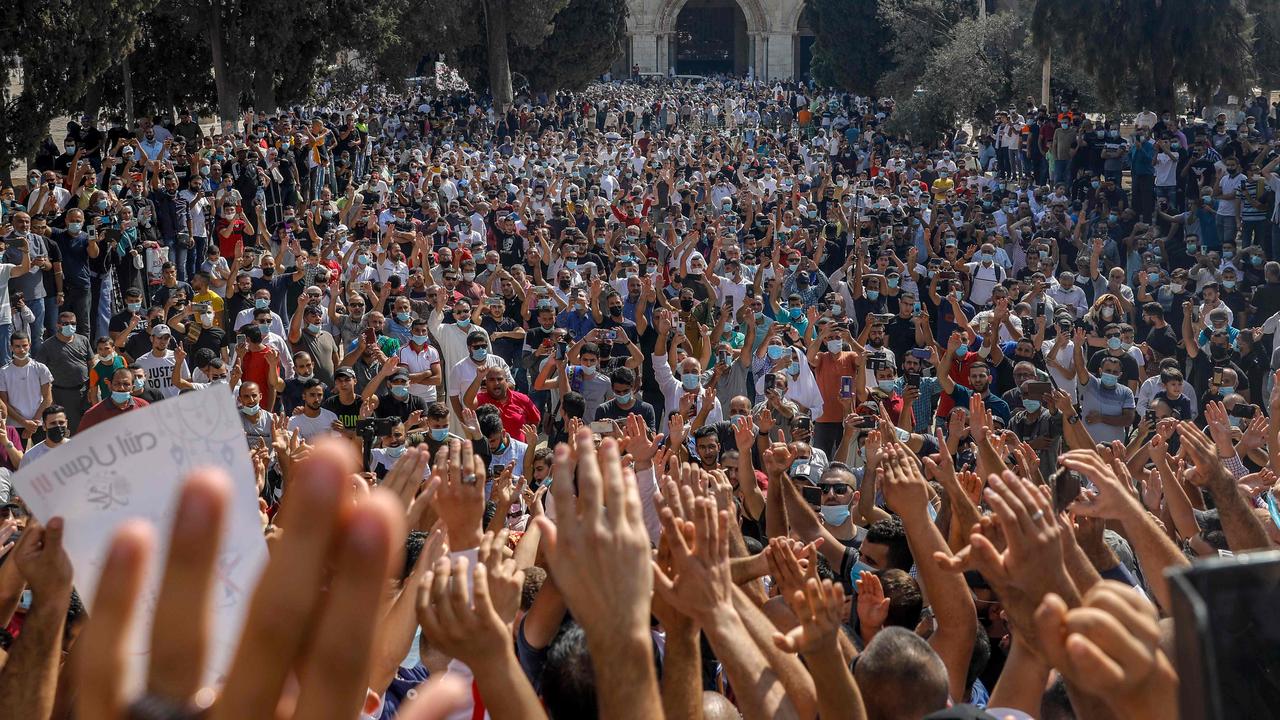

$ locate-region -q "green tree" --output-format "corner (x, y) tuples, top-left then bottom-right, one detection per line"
(0, 0), (158, 176)
(1031, 0), (1255, 112)
(808, 0), (894, 94)
(510, 0), (628, 92)
(878, 0), (977, 96)
(1251, 0), (1280, 86)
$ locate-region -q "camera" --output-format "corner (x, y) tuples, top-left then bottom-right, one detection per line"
(357, 417), (399, 438)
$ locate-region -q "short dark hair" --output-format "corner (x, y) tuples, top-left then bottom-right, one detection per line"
(562, 391), (585, 419)
(478, 410), (504, 438)
(541, 622), (597, 719)
(878, 568), (923, 630)
(866, 516), (913, 571)
(300, 377), (325, 392)
(41, 405), (66, 422)
(692, 425), (719, 442)
(579, 342), (601, 358)
(426, 402), (450, 420)
(610, 366), (635, 387)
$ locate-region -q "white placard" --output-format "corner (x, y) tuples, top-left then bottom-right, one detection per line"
(14, 388), (267, 691)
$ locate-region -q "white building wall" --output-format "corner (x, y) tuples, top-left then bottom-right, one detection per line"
(625, 0), (808, 79)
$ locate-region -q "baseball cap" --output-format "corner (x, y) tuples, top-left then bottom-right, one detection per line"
(390, 368), (411, 383)
(151, 324), (171, 337)
(334, 367), (356, 380)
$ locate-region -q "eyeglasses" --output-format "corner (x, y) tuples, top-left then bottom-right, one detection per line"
(818, 483), (851, 495)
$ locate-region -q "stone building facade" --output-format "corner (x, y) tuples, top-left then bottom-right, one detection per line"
(622, 0), (814, 81)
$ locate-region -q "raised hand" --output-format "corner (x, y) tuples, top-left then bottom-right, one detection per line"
(653, 493), (732, 627)
(620, 413), (664, 469)
(771, 577), (846, 656)
(1060, 449), (1142, 520)
(76, 441), (403, 720)
(855, 571), (891, 639)
(433, 439), (486, 550)
(1033, 581), (1177, 719)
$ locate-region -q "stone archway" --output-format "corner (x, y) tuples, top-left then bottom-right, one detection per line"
(655, 0), (769, 77)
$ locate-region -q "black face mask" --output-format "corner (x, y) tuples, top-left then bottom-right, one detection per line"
(46, 425), (67, 443)
(680, 298), (694, 313)
(609, 305), (622, 317)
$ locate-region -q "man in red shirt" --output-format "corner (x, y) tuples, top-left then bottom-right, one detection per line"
(468, 366), (539, 443)
(237, 324), (283, 411)
(79, 367), (150, 431)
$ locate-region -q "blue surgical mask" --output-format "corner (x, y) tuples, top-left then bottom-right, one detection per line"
(866, 290), (880, 301)
(1252, 255), (1264, 267)
(877, 379), (896, 393)
(395, 312), (411, 323)
(391, 385), (409, 398)
(111, 390), (132, 404)
(848, 559), (875, 586)
(819, 504), (851, 526)
(239, 403), (260, 416)
(1107, 336), (1122, 350)
(616, 392), (633, 404)
(789, 308), (803, 320)
(306, 323), (322, 334)
(767, 345), (785, 361)
(887, 277), (899, 289)
(456, 318), (472, 329)
(430, 428), (449, 442)
(471, 347), (488, 362)
(955, 344), (969, 357)
(357, 254), (371, 265)
(411, 333), (429, 345)
(127, 302), (142, 313)
(59, 324), (76, 338)
(1023, 399), (1041, 413)
(681, 373), (701, 390)
(1100, 372), (1120, 388)
(255, 298), (269, 310)
(385, 444), (406, 458)
(788, 362), (802, 377)
(1219, 385), (1235, 396)
(66, 222), (83, 233)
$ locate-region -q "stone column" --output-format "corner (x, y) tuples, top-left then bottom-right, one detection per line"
(765, 32), (795, 81)
(631, 32), (660, 74)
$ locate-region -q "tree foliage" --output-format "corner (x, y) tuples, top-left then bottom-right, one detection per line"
(511, 0), (628, 93)
(1251, 0), (1280, 86)
(1031, 0), (1254, 112)
(808, 0), (894, 95)
(0, 0), (158, 175)
(886, 10), (1102, 142)
(877, 0), (978, 97)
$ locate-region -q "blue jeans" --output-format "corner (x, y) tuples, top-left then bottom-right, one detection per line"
(166, 238), (189, 283)
(1240, 219), (1269, 250)
(189, 236), (207, 281)
(26, 296), (46, 353)
(1155, 185), (1179, 213)
(0, 323), (11, 366)
(1216, 215), (1239, 245)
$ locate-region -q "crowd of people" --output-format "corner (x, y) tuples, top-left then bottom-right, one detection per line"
(0, 75), (1279, 719)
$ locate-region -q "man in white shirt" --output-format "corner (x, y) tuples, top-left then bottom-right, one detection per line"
(233, 291), (286, 336)
(447, 331), (510, 432)
(1046, 271), (1088, 317)
(1215, 156), (1246, 245)
(20, 405), (70, 467)
(0, 332), (52, 439)
(287, 378), (340, 440)
(964, 243), (1006, 307)
(135, 325), (187, 399)
(398, 317), (442, 403)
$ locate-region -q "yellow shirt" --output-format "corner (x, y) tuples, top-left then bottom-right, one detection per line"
(192, 289), (226, 327)
(931, 177), (955, 200)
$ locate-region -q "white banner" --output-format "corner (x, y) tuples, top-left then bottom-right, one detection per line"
(14, 388), (267, 691)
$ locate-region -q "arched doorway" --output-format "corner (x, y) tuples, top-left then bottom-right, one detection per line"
(674, 0), (749, 76)
(794, 3), (816, 83)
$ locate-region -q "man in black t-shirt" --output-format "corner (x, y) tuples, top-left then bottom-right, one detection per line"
(322, 367), (364, 435)
(1141, 302), (1180, 360)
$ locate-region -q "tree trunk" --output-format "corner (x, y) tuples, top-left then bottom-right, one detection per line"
(1153, 60), (1176, 114)
(484, 0), (514, 112)
(253, 68), (277, 115)
(121, 57), (136, 128)
(208, 6), (239, 128)
(1040, 50), (1051, 106)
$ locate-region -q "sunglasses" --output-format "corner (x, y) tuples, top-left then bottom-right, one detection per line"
(818, 483), (851, 495)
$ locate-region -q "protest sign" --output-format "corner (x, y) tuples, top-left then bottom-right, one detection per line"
(14, 388), (267, 691)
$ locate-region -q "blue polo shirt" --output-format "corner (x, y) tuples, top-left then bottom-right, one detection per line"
(947, 384), (1012, 425)
(53, 229), (92, 289)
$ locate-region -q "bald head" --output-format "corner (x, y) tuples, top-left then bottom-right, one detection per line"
(854, 627), (949, 720)
(701, 691), (741, 720)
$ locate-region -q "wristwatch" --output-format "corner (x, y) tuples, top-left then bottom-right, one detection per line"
(1067, 415), (1080, 424)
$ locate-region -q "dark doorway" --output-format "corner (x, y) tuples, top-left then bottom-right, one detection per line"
(675, 0), (748, 76)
